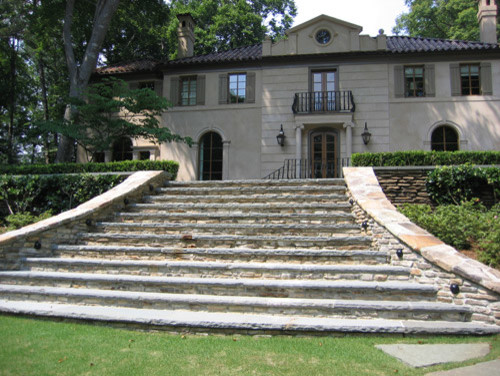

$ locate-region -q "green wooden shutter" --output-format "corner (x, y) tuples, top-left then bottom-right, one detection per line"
(246, 72), (256, 103)
(196, 75), (206, 105)
(450, 64), (461, 96)
(481, 62), (493, 95)
(394, 66), (404, 98)
(170, 77), (180, 105)
(219, 74), (228, 104)
(424, 64), (435, 97)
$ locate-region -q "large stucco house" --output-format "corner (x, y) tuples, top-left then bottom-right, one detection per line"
(94, 0), (500, 181)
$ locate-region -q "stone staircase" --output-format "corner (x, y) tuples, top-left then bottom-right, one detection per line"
(0, 179), (498, 335)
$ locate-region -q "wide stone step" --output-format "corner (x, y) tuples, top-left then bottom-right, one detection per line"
(165, 179), (346, 188)
(50, 245), (390, 264)
(75, 232), (373, 250)
(2, 300), (498, 335)
(113, 211), (356, 225)
(142, 193), (348, 205)
(0, 271), (437, 300)
(24, 258), (409, 281)
(92, 222), (363, 237)
(0, 285), (472, 322)
(156, 184), (346, 196)
(126, 202), (353, 214)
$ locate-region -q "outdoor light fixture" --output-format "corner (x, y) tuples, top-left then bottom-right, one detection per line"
(361, 122), (371, 145)
(361, 221), (368, 230)
(34, 241), (41, 250)
(123, 198), (130, 205)
(85, 219), (93, 226)
(396, 249), (404, 258)
(450, 283), (460, 295)
(276, 124), (285, 147)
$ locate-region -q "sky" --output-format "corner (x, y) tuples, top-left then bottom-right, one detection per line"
(292, 0), (409, 36)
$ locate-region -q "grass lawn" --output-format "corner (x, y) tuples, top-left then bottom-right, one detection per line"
(0, 315), (499, 376)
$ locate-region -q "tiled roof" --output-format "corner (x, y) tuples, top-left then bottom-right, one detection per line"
(95, 60), (162, 75)
(95, 37), (499, 74)
(166, 44), (262, 66)
(387, 36), (500, 53)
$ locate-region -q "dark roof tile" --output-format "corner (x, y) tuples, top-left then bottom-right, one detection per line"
(95, 60), (162, 75)
(387, 36), (500, 53)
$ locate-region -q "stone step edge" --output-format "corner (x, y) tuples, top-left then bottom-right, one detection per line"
(2, 300), (498, 335)
(94, 222), (361, 231)
(0, 285), (471, 314)
(129, 203), (352, 210)
(165, 178), (346, 187)
(0, 271), (437, 293)
(51, 245), (388, 258)
(143, 194), (347, 201)
(24, 258), (409, 274)
(157, 185), (347, 193)
(115, 212), (355, 219)
(77, 233), (372, 243)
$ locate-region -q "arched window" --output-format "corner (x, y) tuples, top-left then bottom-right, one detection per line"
(431, 125), (459, 151)
(198, 132), (223, 180)
(112, 137), (133, 161)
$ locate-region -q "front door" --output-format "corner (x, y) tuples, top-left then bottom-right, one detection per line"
(310, 131), (337, 178)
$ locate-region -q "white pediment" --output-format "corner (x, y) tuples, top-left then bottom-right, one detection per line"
(263, 14), (387, 56)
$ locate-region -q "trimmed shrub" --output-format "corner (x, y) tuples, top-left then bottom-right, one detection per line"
(0, 174), (125, 225)
(426, 165), (500, 205)
(0, 160), (179, 177)
(351, 151), (500, 167)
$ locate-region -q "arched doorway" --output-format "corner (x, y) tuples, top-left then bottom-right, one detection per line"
(112, 137), (133, 161)
(309, 130), (338, 178)
(431, 125), (459, 151)
(198, 131), (223, 180)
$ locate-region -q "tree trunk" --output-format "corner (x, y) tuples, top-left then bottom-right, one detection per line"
(7, 39), (17, 164)
(55, 0), (121, 163)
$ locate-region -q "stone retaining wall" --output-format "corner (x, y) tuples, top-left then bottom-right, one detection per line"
(344, 167), (500, 326)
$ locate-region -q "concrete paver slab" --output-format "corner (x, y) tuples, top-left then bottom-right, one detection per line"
(425, 359), (500, 376)
(375, 343), (491, 368)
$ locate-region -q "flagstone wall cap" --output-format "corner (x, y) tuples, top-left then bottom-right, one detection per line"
(0, 171), (167, 246)
(343, 167), (500, 295)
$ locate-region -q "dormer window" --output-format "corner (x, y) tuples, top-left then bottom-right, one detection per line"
(315, 29), (331, 45)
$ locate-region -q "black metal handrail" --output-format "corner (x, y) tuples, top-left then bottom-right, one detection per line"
(292, 91), (355, 114)
(264, 158), (350, 180)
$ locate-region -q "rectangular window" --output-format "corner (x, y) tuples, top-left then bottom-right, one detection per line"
(460, 64), (480, 95)
(404, 66), (425, 97)
(229, 73), (246, 103)
(180, 76), (197, 105)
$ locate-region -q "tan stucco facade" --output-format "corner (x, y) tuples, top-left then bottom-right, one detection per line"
(109, 14), (500, 181)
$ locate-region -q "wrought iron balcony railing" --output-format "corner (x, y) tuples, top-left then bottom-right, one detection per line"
(292, 91), (355, 114)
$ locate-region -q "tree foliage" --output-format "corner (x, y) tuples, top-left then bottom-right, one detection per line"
(39, 78), (191, 159)
(393, 0), (500, 41)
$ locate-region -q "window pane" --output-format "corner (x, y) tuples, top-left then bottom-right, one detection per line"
(228, 73), (246, 103)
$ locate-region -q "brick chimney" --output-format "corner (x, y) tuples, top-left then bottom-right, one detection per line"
(478, 0), (498, 43)
(177, 13), (196, 58)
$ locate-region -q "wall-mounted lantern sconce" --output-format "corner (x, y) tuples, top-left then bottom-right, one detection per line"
(277, 124), (285, 147)
(361, 122), (371, 145)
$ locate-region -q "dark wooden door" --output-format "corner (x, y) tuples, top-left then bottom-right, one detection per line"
(310, 131), (337, 178)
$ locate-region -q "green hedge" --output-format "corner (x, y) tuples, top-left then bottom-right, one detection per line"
(351, 151), (500, 167)
(426, 164), (500, 205)
(0, 160), (179, 177)
(0, 174), (126, 230)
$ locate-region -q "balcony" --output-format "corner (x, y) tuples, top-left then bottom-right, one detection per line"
(292, 91), (355, 114)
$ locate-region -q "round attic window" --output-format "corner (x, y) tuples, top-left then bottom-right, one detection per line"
(315, 29), (331, 45)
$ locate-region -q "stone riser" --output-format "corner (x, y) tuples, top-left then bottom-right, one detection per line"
(49, 247), (390, 265)
(0, 292), (470, 322)
(156, 186), (347, 196)
(24, 264), (409, 282)
(76, 234), (373, 250)
(91, 223), (363, 237)
(143, 194), (348, 205)
(127, 203), (353, 215)
(0, 278), (437, 301)
(113, 212), (356, 225)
